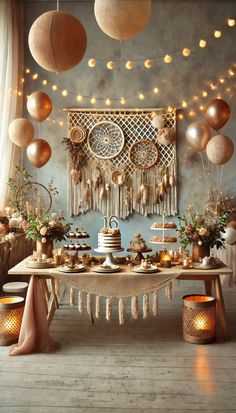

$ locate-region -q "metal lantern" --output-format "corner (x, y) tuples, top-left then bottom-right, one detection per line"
(0, 296), (24, 346)
(183, 295), (216, 344)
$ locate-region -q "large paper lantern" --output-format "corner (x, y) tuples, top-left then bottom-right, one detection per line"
(204, 99), (230, 131)
(186, 121), (211, 152)
(27, 139), (52, 168)
(8, 118), (34, 148)
(28, 10), (87, 73)
(206, 135), (234, 165)
(27, 92), (52, 122)
(94, 0), (151, 40)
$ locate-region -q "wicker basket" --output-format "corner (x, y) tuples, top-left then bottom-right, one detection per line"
(183, 294), (216, 344)
(0, 296), (24, 346)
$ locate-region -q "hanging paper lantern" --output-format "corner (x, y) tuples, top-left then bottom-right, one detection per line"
(27, 92), (52, 122)
(27, 139), (52, 168)
(206, 135), (234, 165)
(8, 118), (34, 148)
(94, 0), (151, 40)
(28, 11), (87, 73)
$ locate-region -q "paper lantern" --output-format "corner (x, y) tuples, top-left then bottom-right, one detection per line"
(28, 10), (87, 72)
(27, 92), (52, 122)
(206, 135), (234, 165)
(94, 0), (151, 40)
(8, 118), (34, 148)
(27, 139), (52, 168)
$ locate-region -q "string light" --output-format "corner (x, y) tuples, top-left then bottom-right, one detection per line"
(144, 59), (153, 69)
(125, 60), (134, 70)
(193, 96), (199, 102)
(76, 94), (83, 102)
(202, 91), (208, 97)
(189, 110), (196, 117)
(107, 61), (116, 70)
(182, 100), (188, 108)
(199, 105), (205, 111)
(153, 87), (159, 94)
(32, 73), (38, 80)
(17, 91), (22, 96)
(219, 78), (225, 83)
(227, 19), (235, 27)
(88, 58), (97, 68)
(59, 121), (64, 126)
(164, 55), (172, 63)
(62, 89), (68, 96)
(178, 113), (184, 120)
(52, 85), (58, 91)
(199, 39), (207, 48)
(120, 97), (126, 105)
(138, 93), (145, 100)
(217, 94), (222, 99)
(42, 80), (47, 85)
(25, 68), (30, 74)
(90, 97), (96, 104)
(167, 106), (174, 112)
(105, 98), (111, 106)
(182, 48), (191, 57)
(21, 78), (25, 84)
(214, 30), (222, 38)
(210, 83), (217, 90)
(228, 69), (235, 76)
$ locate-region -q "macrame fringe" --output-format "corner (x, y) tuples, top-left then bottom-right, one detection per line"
(78, 291), (83, 313)
(143, 293), (149, 319)
(87, 293), (92, 315)
(95, 295), (100, 318)
(131, 295), (138, 320)
(118, 298), (125, 325)
(152, 290), (158, 317)
(106, 297), (112, 321)
(165, 282), (173, 301)
(70, 287), (74, 306)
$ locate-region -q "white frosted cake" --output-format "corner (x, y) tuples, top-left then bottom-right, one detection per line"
(98, 227), (121, 250)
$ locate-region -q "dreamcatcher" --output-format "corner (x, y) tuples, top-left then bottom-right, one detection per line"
(69, 125), (87, 143)
(129, 140), (158, 169)
(88, 121), (125, 159)
(16, 182), (52, 215)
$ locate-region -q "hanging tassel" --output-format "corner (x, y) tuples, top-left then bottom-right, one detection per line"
(143, 293), (149, 319)
(106, 297), (112, 321)
(131, 296), (139, 320)
(87, 293), (92, 315)
(118, 298), (125, 325)
(78, 291), (83, 313)
(152, 290), (158, 317)
(165, 282), (173, 301)
(95, 295), (100, 318)
(70, 287), (74, 306)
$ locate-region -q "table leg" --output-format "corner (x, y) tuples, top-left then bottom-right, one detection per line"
(50, 278), (59, 309)
(214, 275), (229, 340)
(47, 297), (57, 326)
(204, 280), (213, 296)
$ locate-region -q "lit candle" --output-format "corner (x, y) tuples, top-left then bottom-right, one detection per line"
(193, 315), (209, 332)
(161, 254), (171, 268)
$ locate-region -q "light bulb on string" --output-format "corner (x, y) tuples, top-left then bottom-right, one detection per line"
(90, 97), (96, 104)
(214, 30), (222, 38)
(107, 61), (116, 70)
(182, 100), (188, 108)
(25, 68), (30, 74)
(52, 85), (58, 91)
(138, 93), (145, 100)
(62, 90), (68, 96)
(153, 87), (159, 94)
(144, 59), (153, 69)
(164, 55), (172, 64)
(227, 19), (235, 27)
(42, 80), (47, 85)
(32, 73), (38, 80)
(105, 98), (111, 106)
(202, 91), (208, 97)
(88, 58), (97, 68)
(125, 60), (134, 70)
(228, 69), (235, 76)
(182, 48), (191, 57)
(120, 97), (126, 105)
(199, 39), (207, 48)
(76, 94), (83, 102)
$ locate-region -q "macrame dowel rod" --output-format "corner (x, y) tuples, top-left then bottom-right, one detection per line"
(152, 290), (158, 317)
(95, 295), (100, 318)
(78, 291), (83, 313)
(131, 295), (138, 320)
(106, 297), (112, 321)
(165, 282), (173, 301)
(118, 298), (125, 325)
(143, 293), (149, 319)
(87, 293), (92, 315)
(70, 287), (74, 306)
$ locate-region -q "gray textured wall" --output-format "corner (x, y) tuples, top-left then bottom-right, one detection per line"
(22, 0), (236, 250)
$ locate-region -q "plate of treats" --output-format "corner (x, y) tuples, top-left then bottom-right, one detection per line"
(58, 264), (86, 273)
(132, 263), (160, 274)
(151, 222), (177, 230)
(192, 257), (223, 270)
(26, 259), (55, 269)
(92, 264), (120, 273)
(149, 235), (177, 244)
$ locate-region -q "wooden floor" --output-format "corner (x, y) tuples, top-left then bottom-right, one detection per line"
(1, 279), (236, 413)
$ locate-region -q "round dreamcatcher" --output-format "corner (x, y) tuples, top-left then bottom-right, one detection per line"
(16, 182), (52, 215)
(129, 140), (158, 169)
(88, 121), (125, 159)
(69, 125), (87, 143)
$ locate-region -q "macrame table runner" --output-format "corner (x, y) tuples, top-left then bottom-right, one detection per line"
(51, 266), (181, 324)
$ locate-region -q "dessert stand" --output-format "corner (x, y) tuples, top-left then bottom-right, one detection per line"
(64, 229), (91, 257)
(127, 247), (152, 263)
(94, 247), (124, 267)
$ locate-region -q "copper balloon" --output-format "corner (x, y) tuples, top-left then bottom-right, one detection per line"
(8, 118), (34, 147)
(204, 99), (231, 130)
(206, 134), (234, 165)
(227, 220), (236, 231)
(27, 91), (52, 122)
(27, 139), (52, 168)
(28, 10), (87, 73)
(186, 121), (211, 152)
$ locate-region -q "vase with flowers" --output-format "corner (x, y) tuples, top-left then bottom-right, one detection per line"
(177, 206), (227, 262)
(25, 212), (71, 257)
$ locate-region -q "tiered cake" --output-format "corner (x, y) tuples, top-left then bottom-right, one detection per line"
(98, 227), (121, 251)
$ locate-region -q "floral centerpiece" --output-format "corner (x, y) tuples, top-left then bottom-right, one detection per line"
(177, 206), (227, 261)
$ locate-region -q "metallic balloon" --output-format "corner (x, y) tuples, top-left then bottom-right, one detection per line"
(27, 139), (52, 168)
(27, 91), (52, 122)
(8, 118), (34, 147)
(186, 121), (211, 152)
(206, 134), (234, 165)
(204, 99), (230, 131)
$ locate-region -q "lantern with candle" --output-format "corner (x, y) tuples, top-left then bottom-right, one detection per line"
(0, 296), (24, 346)
(160, 250), (172, 268)
(182, 295), (216, 344)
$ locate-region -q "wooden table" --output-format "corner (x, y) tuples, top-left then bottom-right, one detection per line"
(8, 257), (232, 340)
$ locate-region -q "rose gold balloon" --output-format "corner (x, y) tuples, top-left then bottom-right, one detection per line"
(206, 134), (234, 165)
(186, 121), (211, 152)
(227, 221), (236, 230)
(27, 139), (52, 168)
(28, 10), (87, 73)
(27, 91), (52, 122)
(204, 99), (231, 130)
(8, 118), (34, 147)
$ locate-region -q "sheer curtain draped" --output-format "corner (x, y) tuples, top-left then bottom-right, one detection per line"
(0, 0), (22, 211)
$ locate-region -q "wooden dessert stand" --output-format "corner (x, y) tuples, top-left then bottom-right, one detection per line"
(127, 247), (152, 262)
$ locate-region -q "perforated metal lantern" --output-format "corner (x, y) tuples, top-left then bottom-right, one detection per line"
(0, 296), (24, 346)
(183, 295), (216, 344)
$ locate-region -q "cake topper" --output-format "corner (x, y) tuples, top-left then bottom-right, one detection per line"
(103, 215), (119, 229)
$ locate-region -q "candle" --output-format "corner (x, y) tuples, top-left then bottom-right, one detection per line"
(183, 257), (189, 267)
(193, 315), (209, 332)
(160, 254), (171, 268)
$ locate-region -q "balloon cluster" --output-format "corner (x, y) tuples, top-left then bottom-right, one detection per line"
(186, 99), (234, 165)
(224, 220), (236, 245)
(8, 91), (52, 168)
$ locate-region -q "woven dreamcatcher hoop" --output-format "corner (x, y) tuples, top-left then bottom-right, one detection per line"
(69, 125), (87, 143)
(129, 140), (158, 169)
(16, 182), (52, 215)
(88, 121), (125, 159)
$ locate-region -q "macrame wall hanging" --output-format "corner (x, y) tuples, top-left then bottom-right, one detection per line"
(64, 108), (177, 218)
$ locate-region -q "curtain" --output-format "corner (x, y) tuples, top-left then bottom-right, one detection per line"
(0, 0), (23, 211)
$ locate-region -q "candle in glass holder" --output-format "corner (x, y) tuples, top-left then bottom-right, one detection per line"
(160, 254), (171, 268)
